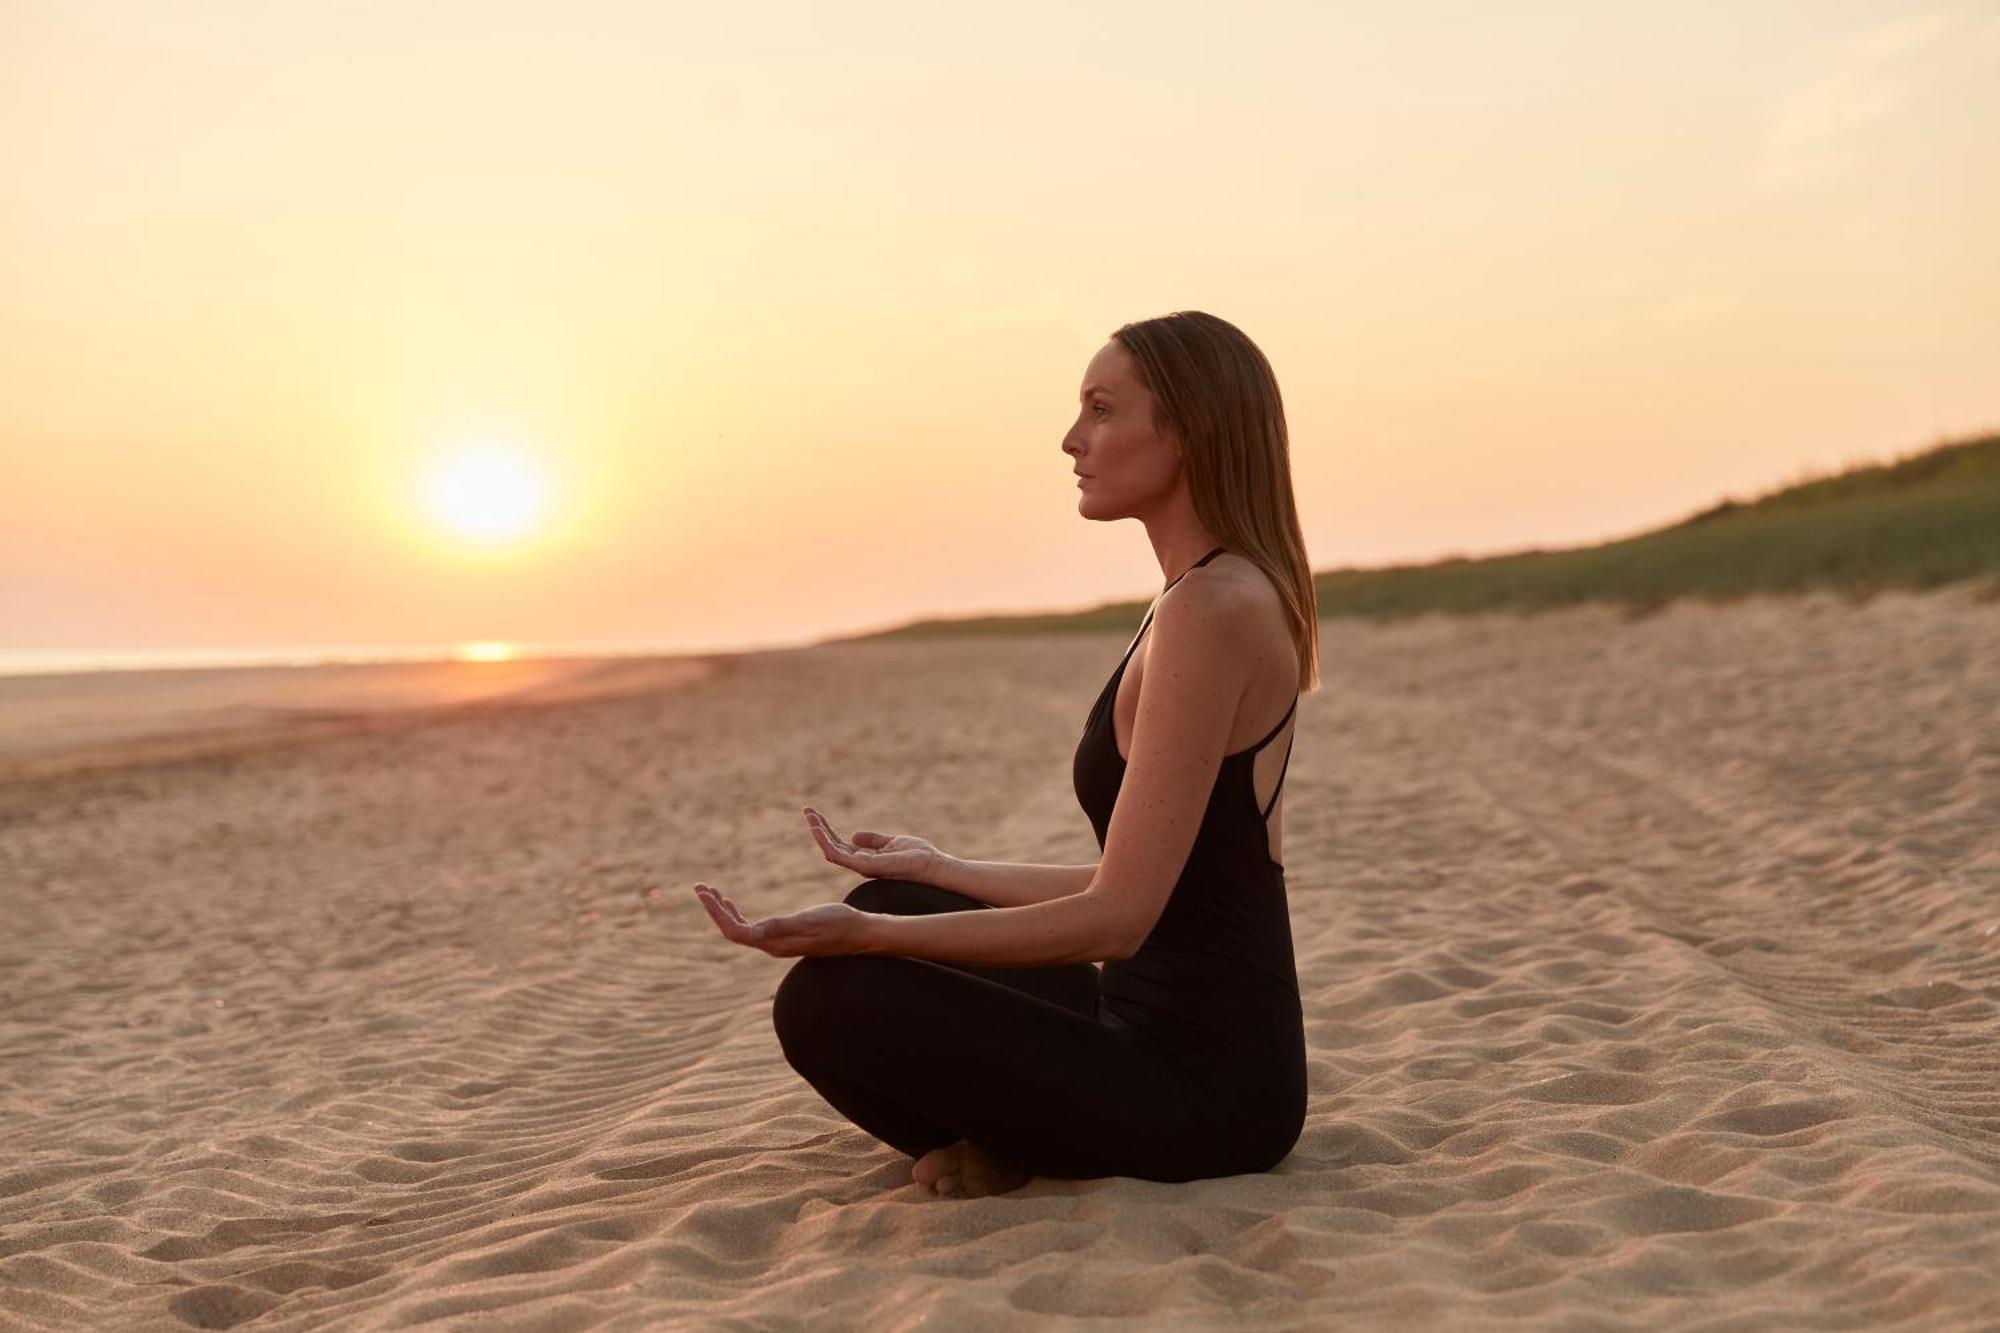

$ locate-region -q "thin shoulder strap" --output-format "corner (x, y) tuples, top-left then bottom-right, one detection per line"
(1117, 546), (1228, 668)
(1260, 729), (1296, 822)
(1172, 546), (1228, 588)
(1246, 694), (1297, 755)
(1111, 611), (1154, 675)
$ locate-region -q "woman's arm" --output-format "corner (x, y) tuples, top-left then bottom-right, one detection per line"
(801, 808), (1093, 909)
(864, 884), (1132, 966)
(925, 855), (1098, 908)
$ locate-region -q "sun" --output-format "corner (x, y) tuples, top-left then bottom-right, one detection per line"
(426, 444), (547, 543)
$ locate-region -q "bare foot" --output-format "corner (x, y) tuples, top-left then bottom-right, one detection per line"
(911, 1143), (961, 1194)
(911, 1139), (1030, 1198)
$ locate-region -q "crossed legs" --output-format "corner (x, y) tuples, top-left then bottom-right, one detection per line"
(771, 878), (1200, 1192)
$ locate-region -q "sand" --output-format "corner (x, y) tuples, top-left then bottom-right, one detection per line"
(2, 587), (1997, 1330)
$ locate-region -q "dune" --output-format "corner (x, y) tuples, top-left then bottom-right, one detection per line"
(1, 585), (1996, 1329)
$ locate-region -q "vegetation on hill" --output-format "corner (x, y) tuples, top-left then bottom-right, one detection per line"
(846, 430), (2000, 640)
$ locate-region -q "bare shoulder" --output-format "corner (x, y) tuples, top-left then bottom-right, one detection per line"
(1149, 553), (1296, 719)
(1162, 551), (1288, 637)
(1151, 556), (1263, 641)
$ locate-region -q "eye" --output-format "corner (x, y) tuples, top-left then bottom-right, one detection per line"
(1092, 404), (1108, 416)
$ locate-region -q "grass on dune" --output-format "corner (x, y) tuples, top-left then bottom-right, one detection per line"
(848, 430), (2000, 640)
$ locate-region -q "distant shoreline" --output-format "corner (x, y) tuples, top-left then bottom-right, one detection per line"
(0, 641), (759, 680)
(0, 652), (730, 783)
(9, 430), (1992, 776)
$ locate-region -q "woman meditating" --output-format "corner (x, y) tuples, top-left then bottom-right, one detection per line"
(694, 309), (1319, 1196)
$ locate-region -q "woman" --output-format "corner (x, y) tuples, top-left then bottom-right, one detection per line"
(695, 309), (1319, 1197)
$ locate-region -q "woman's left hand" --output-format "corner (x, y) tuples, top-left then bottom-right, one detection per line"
(693, 883), (876, 958)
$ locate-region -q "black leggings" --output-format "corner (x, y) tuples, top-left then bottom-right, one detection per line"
(771, 878), (1238, 1183)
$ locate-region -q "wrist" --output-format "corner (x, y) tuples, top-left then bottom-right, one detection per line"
(925, 850), (961, 890)
(860, 910), (898, 956)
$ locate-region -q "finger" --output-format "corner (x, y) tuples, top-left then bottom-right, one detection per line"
(694, 885), (737, 931)
(692, 887), (722, 927)
(693, 887), (750, 942)
(805, 811), (853, 860)
(695, 884), (753, 932)
(808, 818), (849, 859)
(710, 899), (779, 953)
(814, 810), (859, 851)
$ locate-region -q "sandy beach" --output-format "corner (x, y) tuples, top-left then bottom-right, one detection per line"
(3, 587), (1997, 1330)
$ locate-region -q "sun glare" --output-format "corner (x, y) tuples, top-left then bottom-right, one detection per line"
(454, 641), (516, 663)
(426, 444), (547, 543)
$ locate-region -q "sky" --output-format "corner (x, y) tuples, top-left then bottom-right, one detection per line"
(3, 0), (1997, 669)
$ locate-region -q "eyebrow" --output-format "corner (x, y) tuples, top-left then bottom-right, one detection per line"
(1079, 384), (1116, 399)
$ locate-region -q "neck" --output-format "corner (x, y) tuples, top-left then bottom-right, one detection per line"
(1139, 509), (1223, 589)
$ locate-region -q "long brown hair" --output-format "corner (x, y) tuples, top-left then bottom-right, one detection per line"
(1111, 310), (1320, 692)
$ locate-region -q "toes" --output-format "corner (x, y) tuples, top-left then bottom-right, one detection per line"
(912, 1149), (948, 1186)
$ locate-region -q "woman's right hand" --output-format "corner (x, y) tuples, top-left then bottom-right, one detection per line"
(802, 805), (943, 884)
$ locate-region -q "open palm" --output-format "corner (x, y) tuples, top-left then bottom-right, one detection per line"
(802, 805), (939, 883)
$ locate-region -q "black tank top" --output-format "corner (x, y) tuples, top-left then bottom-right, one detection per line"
(1071, 546), (1306, 1096)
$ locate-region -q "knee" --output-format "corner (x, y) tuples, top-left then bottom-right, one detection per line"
(771, 957), (824, 1053)
(842, 877), (983, 914)
(772, 955), (861, 1065)
(842, 877), (931, 912)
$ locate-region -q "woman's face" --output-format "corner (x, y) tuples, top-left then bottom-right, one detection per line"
(1062, 341), (1181, 518)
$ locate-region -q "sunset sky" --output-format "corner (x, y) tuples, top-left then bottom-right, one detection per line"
(4, 0), (1997, 669)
